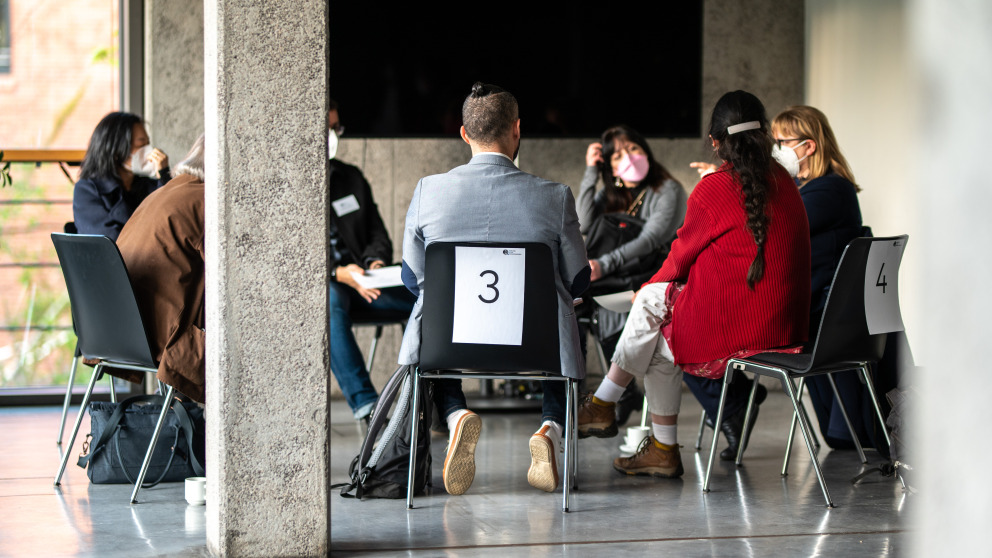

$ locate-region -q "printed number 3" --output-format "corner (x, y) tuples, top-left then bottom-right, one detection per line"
(478, 270), (499, 303)
(876, 263), (887, 293)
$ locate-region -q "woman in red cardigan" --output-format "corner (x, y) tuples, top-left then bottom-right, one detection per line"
(577, 91), (811, 478)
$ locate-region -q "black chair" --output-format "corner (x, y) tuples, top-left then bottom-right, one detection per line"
(406, 242), (579, 511)
(702, 235), (908, 507)
(51, 233), (186, 504)
(55, 221), (118, 446)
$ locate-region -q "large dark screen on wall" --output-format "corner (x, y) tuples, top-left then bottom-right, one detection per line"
(329, 2), (702, 138)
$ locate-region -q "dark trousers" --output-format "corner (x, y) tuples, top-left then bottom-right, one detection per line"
(432, 378), (567, 427)
(683, 372), (756, 422)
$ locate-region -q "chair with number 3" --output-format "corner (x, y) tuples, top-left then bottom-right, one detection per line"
(406, 241), (580, 512)
(702, 235), (908, 508)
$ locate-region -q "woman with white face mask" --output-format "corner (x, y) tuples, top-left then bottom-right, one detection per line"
(73, 112), (171, 240)
(577, 125), (688, 424)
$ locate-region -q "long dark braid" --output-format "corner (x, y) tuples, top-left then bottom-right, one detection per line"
(707, 91), (774, 290)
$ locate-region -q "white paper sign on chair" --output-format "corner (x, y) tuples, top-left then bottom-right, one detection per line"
(452, 246), (526, 345)
(864, 238), (907, 334)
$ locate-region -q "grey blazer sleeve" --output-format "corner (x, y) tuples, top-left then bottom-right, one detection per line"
(401, 180), (427, 296)
(597, 179), (682, 277)
(577, 166), (601, 234)
(559, 186), (591, 296)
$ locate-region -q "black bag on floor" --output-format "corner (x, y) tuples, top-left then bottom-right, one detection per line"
(77, 393), (205, 486)
(336, 364), (433, 499)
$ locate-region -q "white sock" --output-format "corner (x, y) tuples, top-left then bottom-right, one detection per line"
(653, 423), (677, 446)
(540, 420), (563, 452)
(593, 377), (626, 404)
(541, 420), (563, 441)
(446, 409), (470, 434)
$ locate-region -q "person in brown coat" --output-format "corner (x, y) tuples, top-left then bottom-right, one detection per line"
(116, 135), (206, 402)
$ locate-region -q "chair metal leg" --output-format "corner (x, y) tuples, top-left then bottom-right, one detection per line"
(366, 326), (383, 373)
(782, 377), (805, 477)
(735, 379), (760, 465)
(860, 365), (894, 448)
(783, 375), (833, 507)
(562, 378), (573, 512)
(695, 410), (707, 450)
(639, 395), (650, 428)
(57, 351), (81, 446)
(703, 368), (733, 493)
(591, 331), (610, 382)
(130, 386), (175, 504)
(109, 375), (117, 403)
(55, 365), (101, 486)
(570, 379), (579, 491)
(406, 369), (422, 510)
(826, 373), (867, 463)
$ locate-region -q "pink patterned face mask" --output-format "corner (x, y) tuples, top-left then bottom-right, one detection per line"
(614, 152), (649, 184)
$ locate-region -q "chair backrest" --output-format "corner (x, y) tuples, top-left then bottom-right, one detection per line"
(51, 233), (157, 367)
(807, 235), (908, 370)
(420, 242), (560, 373)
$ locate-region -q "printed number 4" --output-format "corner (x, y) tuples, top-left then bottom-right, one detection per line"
(876, 263), (887, 294)
(478, 270), (500, 303)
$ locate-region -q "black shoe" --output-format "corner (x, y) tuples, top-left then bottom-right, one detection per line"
(615, 380), (644, 426)
(719, 384), (767, 461)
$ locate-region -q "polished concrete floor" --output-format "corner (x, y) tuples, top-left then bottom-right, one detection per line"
(0, 390), (910, 557)
(331, 390), (911, 557)
(0, 405), (209, 558)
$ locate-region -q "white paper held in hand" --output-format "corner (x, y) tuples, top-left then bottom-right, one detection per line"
(864, 239), (906, 334)
(452, 247), (526, 345)
(593, 290), (635, 314)
(351, 265), (404, 290)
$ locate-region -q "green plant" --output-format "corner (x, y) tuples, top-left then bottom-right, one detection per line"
(0, 151), (11, 188)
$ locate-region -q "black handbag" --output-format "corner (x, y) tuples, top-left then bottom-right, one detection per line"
(77, 393), (205, 486)
(584, 189), (669, 294)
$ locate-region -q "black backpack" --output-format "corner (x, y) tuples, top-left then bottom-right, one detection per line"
(336, 364), (433, 499)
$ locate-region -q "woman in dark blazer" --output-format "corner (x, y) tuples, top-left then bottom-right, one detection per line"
(772, 105), (873, 448)
(73, 112), (171, 240)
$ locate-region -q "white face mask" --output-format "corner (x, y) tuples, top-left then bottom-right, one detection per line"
(128, 145), (159, 178)
(328, 130), (339, 160)
(771, 140), (809, 178)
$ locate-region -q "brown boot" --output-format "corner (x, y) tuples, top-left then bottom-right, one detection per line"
(613, 436), (684, 478)
(577, 393), (618, 439)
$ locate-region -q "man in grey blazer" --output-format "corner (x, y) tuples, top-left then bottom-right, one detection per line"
(399, 82), (590, 496)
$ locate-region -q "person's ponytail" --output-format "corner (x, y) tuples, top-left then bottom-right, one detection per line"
(707, 91), (774, 290)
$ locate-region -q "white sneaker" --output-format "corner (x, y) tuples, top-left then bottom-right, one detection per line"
(443, 411), (481, 495)
(528, 422), (561, 493)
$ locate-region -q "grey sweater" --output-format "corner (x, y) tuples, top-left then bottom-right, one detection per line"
(577, 166), (687, 277)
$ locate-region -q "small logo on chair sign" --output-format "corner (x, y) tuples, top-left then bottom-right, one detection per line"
(502, 249), (522, 256)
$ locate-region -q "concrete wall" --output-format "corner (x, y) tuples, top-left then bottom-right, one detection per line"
(805, 0), (924, 361)
(144, 0), (204, 164)
(909, 2), (992, 555)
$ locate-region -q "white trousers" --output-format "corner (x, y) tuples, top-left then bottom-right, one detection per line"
(612, 282), (683, 416)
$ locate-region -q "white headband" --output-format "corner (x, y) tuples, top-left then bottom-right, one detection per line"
(727, 121), (761, 135)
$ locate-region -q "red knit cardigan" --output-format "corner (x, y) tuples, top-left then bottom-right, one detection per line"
(645, 163), (811, 366)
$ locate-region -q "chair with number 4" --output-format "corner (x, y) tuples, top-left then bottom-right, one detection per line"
(406, 241), (580, 511)
(702, 235), (909, 508)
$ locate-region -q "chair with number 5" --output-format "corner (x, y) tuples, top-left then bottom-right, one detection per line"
(406, 241), (580, 512)
(701, 235), (909, 508)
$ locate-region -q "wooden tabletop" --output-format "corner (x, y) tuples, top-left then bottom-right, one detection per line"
(1, 149), (86, 163)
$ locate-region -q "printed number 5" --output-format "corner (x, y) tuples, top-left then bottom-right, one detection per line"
(478, 270), (499, 304)
(876, 263), (887, 294)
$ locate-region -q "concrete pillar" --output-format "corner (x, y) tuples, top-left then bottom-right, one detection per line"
(204, 1), (328, 556)
(144, 0), (204, 159)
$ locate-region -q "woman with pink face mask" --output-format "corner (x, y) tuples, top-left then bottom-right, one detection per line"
(579, 125), (687, 283)
(577, 125), (687, 422)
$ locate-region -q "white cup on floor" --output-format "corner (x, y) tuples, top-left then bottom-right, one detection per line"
(185, 476), (206, 505)
(624, 426), (651, 449)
